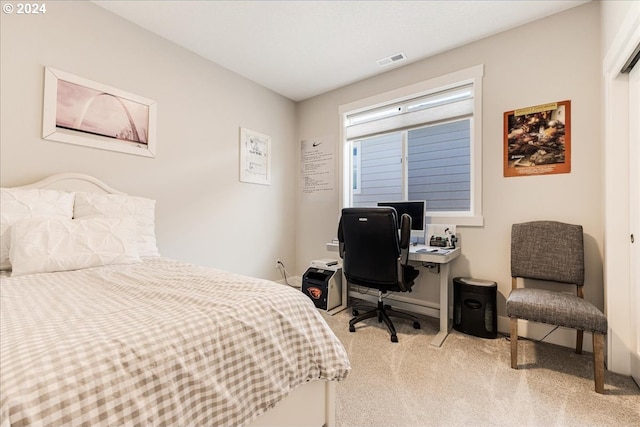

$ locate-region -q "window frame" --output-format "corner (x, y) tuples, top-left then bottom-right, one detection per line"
(352, 141), (362, 195)
(338, 65), (484, 226)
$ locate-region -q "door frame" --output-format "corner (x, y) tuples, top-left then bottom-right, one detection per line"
(628, 60), (639, 385)
(603, 10), (640, 376)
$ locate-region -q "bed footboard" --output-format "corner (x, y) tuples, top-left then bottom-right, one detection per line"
(246, 380), (336, 427)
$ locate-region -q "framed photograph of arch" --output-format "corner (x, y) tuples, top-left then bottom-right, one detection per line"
(42, 67), (157, 158)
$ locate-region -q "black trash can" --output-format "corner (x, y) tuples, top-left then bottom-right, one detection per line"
(453, 277), (497, 339)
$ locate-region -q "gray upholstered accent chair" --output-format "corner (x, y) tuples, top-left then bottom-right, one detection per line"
(506, 221), (607, 394)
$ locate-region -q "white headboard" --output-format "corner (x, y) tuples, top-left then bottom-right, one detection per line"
(17, 173), (126, 195)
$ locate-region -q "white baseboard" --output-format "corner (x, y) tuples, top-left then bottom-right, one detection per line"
(347, 289), (593, 353)
(275, 275), (302, 288)
(348, 288), (441, 320)
(499, 315), (594, 353)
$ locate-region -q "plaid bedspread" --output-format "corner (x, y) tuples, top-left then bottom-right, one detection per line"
(0, 258), (350, 426)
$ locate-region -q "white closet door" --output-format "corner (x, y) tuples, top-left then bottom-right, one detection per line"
(629, 62), (640, 386)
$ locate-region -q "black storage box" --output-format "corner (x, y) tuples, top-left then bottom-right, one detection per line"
(453, 277), (497, 339)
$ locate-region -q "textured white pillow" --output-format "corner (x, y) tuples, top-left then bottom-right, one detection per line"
(73, 192), (159, 257)
(9, 217), (141, 277)
(0, 188), (75, 271)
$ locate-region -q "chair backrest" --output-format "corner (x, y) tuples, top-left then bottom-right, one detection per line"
(511, 221), (584, 286)
(337, 207), (412, 292)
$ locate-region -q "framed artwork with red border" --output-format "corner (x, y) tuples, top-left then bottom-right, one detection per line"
(504, 100), (571, 177)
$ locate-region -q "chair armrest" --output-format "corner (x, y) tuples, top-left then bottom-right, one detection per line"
(337, 218), (345, 259)
(399, 214), (412, 264)
(399, 213), (412, 250)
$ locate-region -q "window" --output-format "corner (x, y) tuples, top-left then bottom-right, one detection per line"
(352, 142), (361, 194)
(339, 65), (484, 226)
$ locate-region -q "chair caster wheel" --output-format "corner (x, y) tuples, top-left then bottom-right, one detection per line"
(391, 334), (398, 343)
(349, 325), (356, 333)
(352, 309), (359, 316)
(413, 322), (421, 329)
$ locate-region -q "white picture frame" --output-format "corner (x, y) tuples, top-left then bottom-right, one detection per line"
(239, 127), (271, 185)
(42, 67), (157, 158)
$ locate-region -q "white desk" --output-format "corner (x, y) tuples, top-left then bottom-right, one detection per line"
(325, 242), (460, 347)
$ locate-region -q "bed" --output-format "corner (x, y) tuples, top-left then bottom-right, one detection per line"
(0, 173), (350, 427)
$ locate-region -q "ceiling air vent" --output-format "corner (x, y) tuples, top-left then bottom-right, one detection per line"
(377, 52), (407, 67)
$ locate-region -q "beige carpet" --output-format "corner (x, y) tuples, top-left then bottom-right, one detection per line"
(321, 306), (640, 427)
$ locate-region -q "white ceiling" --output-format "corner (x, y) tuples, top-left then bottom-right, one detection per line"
(93, 0), (589, 102)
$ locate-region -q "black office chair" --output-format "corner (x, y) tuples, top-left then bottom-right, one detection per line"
(337, 207), (421, 342)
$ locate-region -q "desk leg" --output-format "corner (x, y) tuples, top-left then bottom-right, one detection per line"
(430, 262), (451, 347)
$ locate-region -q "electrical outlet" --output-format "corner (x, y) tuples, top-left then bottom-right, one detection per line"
(275, 258), (281, 269)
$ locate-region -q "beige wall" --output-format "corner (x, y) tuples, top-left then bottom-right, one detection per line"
(0, 1), (298, 280)
(297, 2), (603, 341)
(601, 0), (638, 55)
(0, 1), (620, 350)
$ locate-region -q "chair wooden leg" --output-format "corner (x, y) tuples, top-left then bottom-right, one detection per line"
(593, 333), (605, 394)
(510, 317), (518, 369)
(576, 329), (584, 354)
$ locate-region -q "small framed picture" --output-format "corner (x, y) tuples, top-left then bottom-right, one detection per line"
(239, 127), (271, 185)
(42, 67), (157, 158)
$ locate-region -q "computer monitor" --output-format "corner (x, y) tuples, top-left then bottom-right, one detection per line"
(376, 200), (426, 240)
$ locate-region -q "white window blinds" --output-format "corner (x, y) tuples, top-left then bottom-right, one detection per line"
(345, 84), (473, 141)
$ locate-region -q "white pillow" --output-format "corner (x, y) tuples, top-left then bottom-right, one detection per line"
(9, 217), (141, 277)
(73, 192), (159, 257)
(0, 188), (75, 271)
